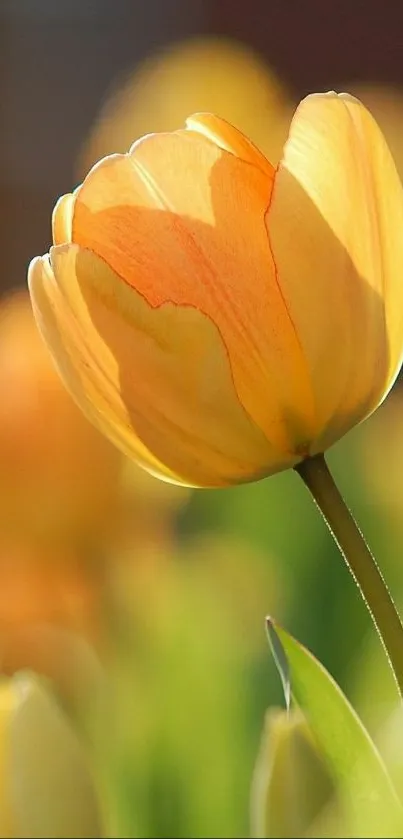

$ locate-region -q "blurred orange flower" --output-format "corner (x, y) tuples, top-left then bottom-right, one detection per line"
(0, 540), (101, 678)
(0, 290), (122, 541)
(0, 537), (104, 695)
(28, 93), (403, 487)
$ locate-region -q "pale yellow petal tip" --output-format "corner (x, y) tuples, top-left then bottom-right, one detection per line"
(128, 130), (168, 156)
(338, 91), (364, 105)
(185, 111), (216, 130)
(27, 254), (41, 283)
(299, 91), (338, 108)
(78, 152), (128, 190)
(302, 91), (364, 109)
(184, 111), (243, 146)
(51, 192), (76, 246)
(27, 253), (54, 292)
(184, 113), (227, 148)
(27, 254), (45, 293)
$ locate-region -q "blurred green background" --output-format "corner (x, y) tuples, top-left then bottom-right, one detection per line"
(1, 2), (403, 837)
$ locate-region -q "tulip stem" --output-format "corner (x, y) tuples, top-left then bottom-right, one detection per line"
(295, 452), (403, 700)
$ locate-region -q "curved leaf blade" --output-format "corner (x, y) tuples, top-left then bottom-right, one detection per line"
(266, 618), (403, 837)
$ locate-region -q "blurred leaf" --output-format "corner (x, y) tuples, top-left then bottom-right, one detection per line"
(251, 707), (336, 838)
(266, 619), (403, 837)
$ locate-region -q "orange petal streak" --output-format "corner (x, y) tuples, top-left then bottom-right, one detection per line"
(28, 245), (289, 487)
(72, 129), (316, 454)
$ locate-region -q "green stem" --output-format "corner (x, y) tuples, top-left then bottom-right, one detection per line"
(295, 453), (403, 699)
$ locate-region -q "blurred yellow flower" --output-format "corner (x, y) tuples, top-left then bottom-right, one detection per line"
(28, 93), (403, 487)
(0, 674), (102, 838)
(78, 36), (292, 174)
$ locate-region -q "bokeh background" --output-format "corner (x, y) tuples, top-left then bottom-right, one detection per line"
(1, 1), (403, 836)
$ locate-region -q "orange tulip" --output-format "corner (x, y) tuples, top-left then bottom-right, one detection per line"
(28, 93), (403, 488)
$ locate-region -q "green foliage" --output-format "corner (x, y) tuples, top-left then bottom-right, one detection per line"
(265, 620), (403, 837)
(86, 413), (403, 837)
(251, 707), (336, 838)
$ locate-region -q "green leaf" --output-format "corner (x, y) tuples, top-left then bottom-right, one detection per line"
(266, 618), (403, 837)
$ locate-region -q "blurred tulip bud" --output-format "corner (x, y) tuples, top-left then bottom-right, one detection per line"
(0, 672), (103, 838)
(1, 625), (104, 717)
(78, 36), (293, 175)
(251, 708), (335, 838)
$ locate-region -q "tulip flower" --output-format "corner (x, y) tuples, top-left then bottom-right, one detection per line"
(28, 92), (403, 488)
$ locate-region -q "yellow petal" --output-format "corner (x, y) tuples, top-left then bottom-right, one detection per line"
(52, 193), (76, 245)
(28, 244), (289, 487)
(71, 129), (316, 455)
(185, 112), (275, 176)
(28, 251), (183, 486)
(267, 92), (403, 451)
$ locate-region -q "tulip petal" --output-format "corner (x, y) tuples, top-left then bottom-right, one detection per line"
(28, 244), (290, 487)
(72, 129), (316, 455)
(185, 112), (275, 177)
(28, 252), (180, 485)
(267, 92), (403, 450)
(52, 193), (76, 246)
